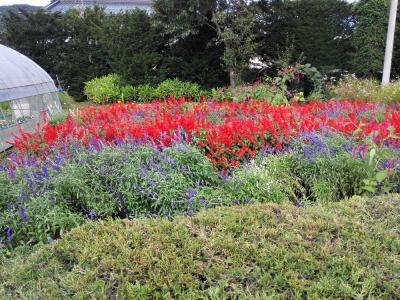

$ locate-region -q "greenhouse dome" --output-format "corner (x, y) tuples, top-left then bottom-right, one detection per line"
(0, 44), (62, 152)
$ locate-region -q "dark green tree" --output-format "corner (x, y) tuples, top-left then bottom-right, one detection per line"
(60, 7), (112, 99)
(100, 10), (164, 86)
(256, 0), (354, 74)
(159, 23), (228, 89)
(352, 0), (389, 76)
(0, 9), (66, 80)
(152, 0), (258, 87)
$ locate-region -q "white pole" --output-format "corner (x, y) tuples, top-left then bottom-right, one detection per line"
(382, 0), (398, 86)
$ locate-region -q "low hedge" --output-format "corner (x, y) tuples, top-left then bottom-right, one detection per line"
(1, 194), (399, 299)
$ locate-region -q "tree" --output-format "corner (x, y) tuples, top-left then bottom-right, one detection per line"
(352, 0), (389, 76)
(98, 10), (163, 86)
(256, 0), (354, 74)
(0, 9), (66, 80)
(60, 7), (112, 99)
(0, 7), (112, 100)
(152, 0), (258, 87)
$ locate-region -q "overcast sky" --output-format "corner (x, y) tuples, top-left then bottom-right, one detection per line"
(1, 0), (50, 5)
(1, 0), (359, 6)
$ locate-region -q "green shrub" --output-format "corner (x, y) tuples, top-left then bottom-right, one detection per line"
(290, 134), (376, 203)
(120, 85), (136, 102)
(211, 81), (289, 104)
(211, 63), (323, 104)
(129, 79), (208, 102)
(1, 194), (399, 298)
(329, 75), (400, 103)
(132, 84), (157, 102)
(155, 79), (207, 101)
(210, 155), (304, 204)
(0, 144), (223, 247)
(84, 74), (133, 104)
(57, 92), (76, 110)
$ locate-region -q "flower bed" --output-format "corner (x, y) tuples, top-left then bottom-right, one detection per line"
(10, 99), (400, 169)
(1, 98), (399, 249)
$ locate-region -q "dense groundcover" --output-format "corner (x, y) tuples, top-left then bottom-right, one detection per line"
(1, 194), (399, 299)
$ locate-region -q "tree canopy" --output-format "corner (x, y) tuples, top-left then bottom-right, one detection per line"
(0, 0), (397, 99)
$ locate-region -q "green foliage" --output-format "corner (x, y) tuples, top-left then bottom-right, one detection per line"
(211, 80), (289, 104)
(84, 77), (209, 103)
(131, 79), (209, 102)
(84, 74), (126, 104)
(212, 0), (258, 86)
(0, 144), (222, 247)
(0, 198), (82, 247)
(1, 194), (399, 298)
(359, 141), (400, 194)
(256, 0), (354, 74)
(290, 134), (377, 203)
(219, 155), (305, 204)
(152, 0), (258, 86)
(352, 0), (388, 76)
(329, 75), (400, 103)
(58, 92), (77, 110)
(61, 8), (112, 100)
(155, 79), (207, 101)
(99, 10), (164, 87)
(132, 84), (156, 102)
(211, 63), (323, 103)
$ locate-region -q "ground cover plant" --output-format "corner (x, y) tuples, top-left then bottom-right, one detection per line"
(1, 194), (399, 299)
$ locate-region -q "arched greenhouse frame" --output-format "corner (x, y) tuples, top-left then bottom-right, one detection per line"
(0, 44), (62, 152)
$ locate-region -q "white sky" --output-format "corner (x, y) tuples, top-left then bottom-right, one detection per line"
(1, 0), (358, 6)
(0, 0), (51, 6)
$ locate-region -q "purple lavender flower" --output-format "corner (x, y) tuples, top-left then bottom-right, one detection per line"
(187, 188), (197, 200)
(88, 210), (96, 221)
(41, 166), (49, 179)
(5, 226), (12, 243)
(17, 192), (27, 203)
(199, 197), (208, 208)
(20, 206), (28, 222)
(7, 168), (15, 181)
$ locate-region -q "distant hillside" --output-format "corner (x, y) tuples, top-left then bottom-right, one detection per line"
(0, 4), (40, 15)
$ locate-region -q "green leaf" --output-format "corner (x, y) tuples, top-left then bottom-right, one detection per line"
(375, 170), (387, 183)
(362, 185), (376, 193)
(369, 148), (376, 166)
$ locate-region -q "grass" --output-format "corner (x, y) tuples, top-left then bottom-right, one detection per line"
(1, 194), (399, 299)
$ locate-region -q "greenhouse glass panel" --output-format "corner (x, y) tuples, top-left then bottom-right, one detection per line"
(0, 44), (62, 152)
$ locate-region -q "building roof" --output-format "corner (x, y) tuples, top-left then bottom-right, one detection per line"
(45, 0), (152, 14)
(0, 44), (58, 102)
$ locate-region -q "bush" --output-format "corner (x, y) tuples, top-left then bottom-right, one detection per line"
(204, 155), (305, 205)
(329, 75), (400, 103)
(211, 81), (289, 104)
(289, 133), (400, 203)
(132, 84), (157, 102)
(132, 79), (208, 102)
(155, 79), (207, 101)
(84, 74), (127, 104)
(58, 92), (77, 110)
(0, 143), (222, 247)
(1, 194), (399, 298)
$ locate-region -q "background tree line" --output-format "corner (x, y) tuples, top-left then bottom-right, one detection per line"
(0, 0), (397, 100)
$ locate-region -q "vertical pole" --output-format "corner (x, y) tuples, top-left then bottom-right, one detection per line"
(382, 0), (398, 86)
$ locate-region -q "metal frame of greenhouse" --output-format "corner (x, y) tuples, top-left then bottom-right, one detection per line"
(0, 44), (62, 152)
